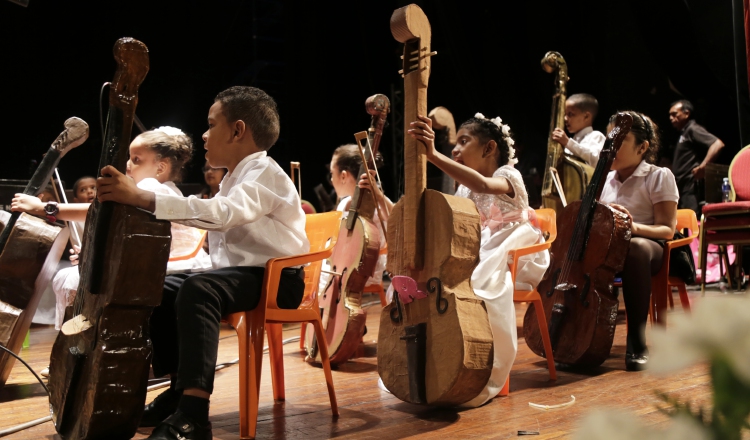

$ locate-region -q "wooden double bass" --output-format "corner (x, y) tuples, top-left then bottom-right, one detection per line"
(0, 117), (88, 387)
(523, 113), (633, 366)
(48, 37), (172, 439)
(377, 4), (494, 406)
(540, 51), (594, 212)
(305, 94), (389, 365)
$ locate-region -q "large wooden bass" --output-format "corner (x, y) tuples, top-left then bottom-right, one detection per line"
(524, 113), (633, 367)
(378, 4), (494, 406)
(305, 94), (389, 365)
(48, 38), (172, 439)
(0, 117), (88, 387)
(540, 51), (594, 212)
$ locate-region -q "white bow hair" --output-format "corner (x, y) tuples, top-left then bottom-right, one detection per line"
(156, 126), (185, 137)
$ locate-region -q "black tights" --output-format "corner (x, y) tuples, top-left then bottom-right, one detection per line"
(620, 237), (664, 355)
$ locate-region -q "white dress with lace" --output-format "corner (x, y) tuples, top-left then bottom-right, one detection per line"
(456, 165), (550, 408)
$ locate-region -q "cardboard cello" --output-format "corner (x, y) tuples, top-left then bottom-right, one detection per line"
(524, 113), (633, 366)
(305, 94), (389, 365)
(47, 38), (172, 439)
(0, 117), (88, 387)
(377, 4), (494, 406)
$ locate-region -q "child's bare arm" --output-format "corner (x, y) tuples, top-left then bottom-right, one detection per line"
(11, 193), (90, 222)
(408, 115), (513, 196)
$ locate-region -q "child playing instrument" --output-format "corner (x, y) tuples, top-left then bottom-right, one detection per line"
(320, 144), (389, 292)
(11, 127), (211, 330)
(407, 112), (550, 407)
(552, 93), (606, 167)
(96, 86), (309, 440)
(601, 110), (678, 371)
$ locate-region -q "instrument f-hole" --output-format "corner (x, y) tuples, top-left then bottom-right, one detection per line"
(428, 278), (447, 314)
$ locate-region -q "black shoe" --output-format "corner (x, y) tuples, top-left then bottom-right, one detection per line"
(625, 353), (649, 371)
(147, 410), (212, 440)
(140, 389), (181, 427)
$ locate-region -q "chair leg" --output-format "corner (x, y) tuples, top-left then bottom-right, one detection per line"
(243, 313), (265, 440)
(667, 286), (674, 309)
(499, 375), (509, 396)
(532, 298), (557, 380)
(699, 219), (707, 295)
(311, 318), (339, 417)
(232, 315), (251, 439)
(266, 323), (285, 401)
(677, 282), (691, 313)
(299, 323), (307, 350)
(378, 284), (387, 307)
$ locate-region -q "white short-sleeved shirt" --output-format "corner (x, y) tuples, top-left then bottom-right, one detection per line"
(565, 126), (606, 168)
(599, 160), (679, 225)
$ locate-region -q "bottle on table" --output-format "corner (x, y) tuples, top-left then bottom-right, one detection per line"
(722, 177), (731, 203)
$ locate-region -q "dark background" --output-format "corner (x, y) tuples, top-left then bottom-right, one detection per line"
(1, 0), (748, 208)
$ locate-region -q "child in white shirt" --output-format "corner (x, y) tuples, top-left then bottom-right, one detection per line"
(552, 93), (606, 167)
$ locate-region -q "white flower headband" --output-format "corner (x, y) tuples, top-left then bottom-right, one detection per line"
(474, 112), (518, 166)
(155, 126), (185, 137)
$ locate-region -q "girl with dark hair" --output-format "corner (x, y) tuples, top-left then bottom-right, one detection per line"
(407, 113), (550, 407)
(601, 111), (679, 371)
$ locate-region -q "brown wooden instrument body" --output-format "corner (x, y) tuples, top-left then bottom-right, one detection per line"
(0, 213), (68, 386)
(308, 215), (379, 364)
(306, 95), (390, 365)
(523, 201), (630, 365)
(539, 51), (594, 212)
(523, 113), (633, 367)
(48, 37), (172, 440)
(0, 117), (88, 387)
(377, 4), (493, 406)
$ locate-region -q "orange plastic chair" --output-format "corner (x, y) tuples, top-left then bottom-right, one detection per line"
(225, 211), (342, 439)
(649, 209), (697, 325)
(500, 208), (557, 396)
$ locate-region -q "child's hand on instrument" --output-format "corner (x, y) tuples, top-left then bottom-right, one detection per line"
(11, 193), (45, 216)
(359, 170), (384, 202)
(551, 128), (570, 147)
(69, 245), (81, 266)
(408, 115), (437, 159)
(97, 165), (156, 212)
(608, 203), (636, 230)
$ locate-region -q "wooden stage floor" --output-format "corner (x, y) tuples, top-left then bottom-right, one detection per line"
(0, 284), (743, 439)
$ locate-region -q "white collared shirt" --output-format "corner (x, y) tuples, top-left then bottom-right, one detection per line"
(600, 160), (679, 225)
(565, 126), (606, 168)
(153, 151), (310, 269)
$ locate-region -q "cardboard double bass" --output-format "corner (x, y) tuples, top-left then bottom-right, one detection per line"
(48, 38), (172, 439)
(377, 4), (494, 406)
(0, 117), (88, 387)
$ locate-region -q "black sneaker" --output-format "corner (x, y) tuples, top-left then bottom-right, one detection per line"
(147, 410), (212, 440)
(140, 388), (181, 427)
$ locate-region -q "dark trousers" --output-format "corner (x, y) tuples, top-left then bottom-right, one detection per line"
(150, 266), (305, 393)
(678, 181), (702, 220)
(620, 237), (664, 356)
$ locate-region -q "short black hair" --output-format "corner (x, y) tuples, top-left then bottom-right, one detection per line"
(73, 175), (95, 194)
(214, 86), (280, 151)
(567, 93), (599, 119)
(670, 99), (694, 116)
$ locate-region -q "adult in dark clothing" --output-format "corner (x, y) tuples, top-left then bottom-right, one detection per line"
(668, 99), (725, 217)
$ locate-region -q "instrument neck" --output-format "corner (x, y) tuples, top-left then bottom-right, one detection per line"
(566, 136), (616, 261)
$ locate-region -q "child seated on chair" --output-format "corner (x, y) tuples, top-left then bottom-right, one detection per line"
(401, 112), (550, 407)
(97, 86), (309, 440)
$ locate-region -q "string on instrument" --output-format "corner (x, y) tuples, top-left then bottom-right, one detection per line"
(353, 134), (388, 244)
(99, 82), (111, 141)
(50, 169), (82, 248)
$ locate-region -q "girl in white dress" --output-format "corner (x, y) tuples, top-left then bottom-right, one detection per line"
(408, 113), (550, 407)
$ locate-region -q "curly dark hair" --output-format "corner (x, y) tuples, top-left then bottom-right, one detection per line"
(134, 129), (193, 182)
(459, 117), (512, 167)
(214, 86), (280, 151)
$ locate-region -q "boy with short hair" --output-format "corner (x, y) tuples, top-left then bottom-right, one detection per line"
(552, 93), (606, 167)
(97, 86), (309, 440)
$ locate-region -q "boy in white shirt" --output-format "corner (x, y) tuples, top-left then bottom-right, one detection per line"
(552, 93), (606, 167)
(97, 86), (309, 440)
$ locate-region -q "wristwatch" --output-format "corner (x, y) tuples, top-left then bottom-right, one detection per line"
(44, 201), (59, 223)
